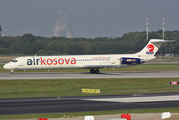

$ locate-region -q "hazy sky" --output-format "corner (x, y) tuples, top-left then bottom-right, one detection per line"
(0, 0), (178, 38)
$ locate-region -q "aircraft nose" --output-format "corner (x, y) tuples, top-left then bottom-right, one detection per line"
(3, 64), (11, 70)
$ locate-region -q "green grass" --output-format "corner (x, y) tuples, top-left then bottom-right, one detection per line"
(1, 64), (179, 73)
(0, 78), (179, 99)
(1, 108), (179, 119)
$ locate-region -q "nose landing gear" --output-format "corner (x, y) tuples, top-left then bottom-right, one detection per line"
(10, 70), (14, 74)
(90, 69), (100, 74)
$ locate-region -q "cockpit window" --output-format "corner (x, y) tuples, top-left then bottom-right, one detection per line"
(10, 59), (18, 62)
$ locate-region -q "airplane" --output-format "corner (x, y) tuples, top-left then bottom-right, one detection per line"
(3, 39), (175, 74)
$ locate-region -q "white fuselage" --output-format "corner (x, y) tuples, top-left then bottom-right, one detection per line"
(3, 54), (142, 70)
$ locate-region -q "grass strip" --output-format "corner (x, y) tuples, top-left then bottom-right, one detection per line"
(0, 78), (179, 98)
(0, 108), (179, 119)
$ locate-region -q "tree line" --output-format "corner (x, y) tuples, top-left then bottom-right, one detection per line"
(0, 30), (178, 56)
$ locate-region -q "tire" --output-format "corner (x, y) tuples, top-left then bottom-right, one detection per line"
(90, 69), (95, 73)
(95, 70), (100, 74)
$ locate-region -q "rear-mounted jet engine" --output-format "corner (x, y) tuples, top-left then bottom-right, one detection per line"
(120, 58), (145, 65)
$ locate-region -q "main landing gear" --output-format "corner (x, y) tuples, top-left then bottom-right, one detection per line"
(90, 69), (100, 74)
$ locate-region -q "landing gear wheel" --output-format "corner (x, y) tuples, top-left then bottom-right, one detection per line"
(90, 69), (95, 73)
(95, 69), (100, 74)
(90, 69), (100, 74)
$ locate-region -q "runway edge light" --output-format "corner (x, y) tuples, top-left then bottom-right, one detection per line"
(82, 88), (100, 93)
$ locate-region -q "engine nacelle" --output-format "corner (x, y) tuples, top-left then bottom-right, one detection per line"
(120, 58), (145, 65)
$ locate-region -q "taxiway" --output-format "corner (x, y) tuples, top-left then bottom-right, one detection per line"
(1, 93), (179, 115)
(0, 71), (179, 80)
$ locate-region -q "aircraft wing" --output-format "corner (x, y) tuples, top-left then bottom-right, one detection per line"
(78, 65), (121, 69)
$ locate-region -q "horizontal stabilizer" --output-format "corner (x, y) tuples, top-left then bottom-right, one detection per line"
(150, 40), (175, 43)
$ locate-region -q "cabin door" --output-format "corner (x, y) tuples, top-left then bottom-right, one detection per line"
(111, 57), (116, 64)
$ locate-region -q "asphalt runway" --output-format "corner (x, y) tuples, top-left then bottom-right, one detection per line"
(0, 71), (179, 80)
(1, 93), (179, 115)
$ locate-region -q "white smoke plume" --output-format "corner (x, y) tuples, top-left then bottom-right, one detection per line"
(67, 31), (72, 38)
(53, 10), (72, 37)
(53, 19), (67, 37)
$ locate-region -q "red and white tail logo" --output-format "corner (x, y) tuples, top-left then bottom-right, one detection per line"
(146, 44), (154, 54)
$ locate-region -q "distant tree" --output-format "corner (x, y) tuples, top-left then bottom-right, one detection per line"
(158, 30), (163, 34)
(10, 34), (38, 55)
(165, 31), (172, 40)
(37, 49), (47, 55)
(0, 48), (9, 54)
(21, 33), (35, 42)
(149, 31), (160, 39)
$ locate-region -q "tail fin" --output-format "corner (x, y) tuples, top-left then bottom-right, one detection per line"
(136, 39), (175, 60)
